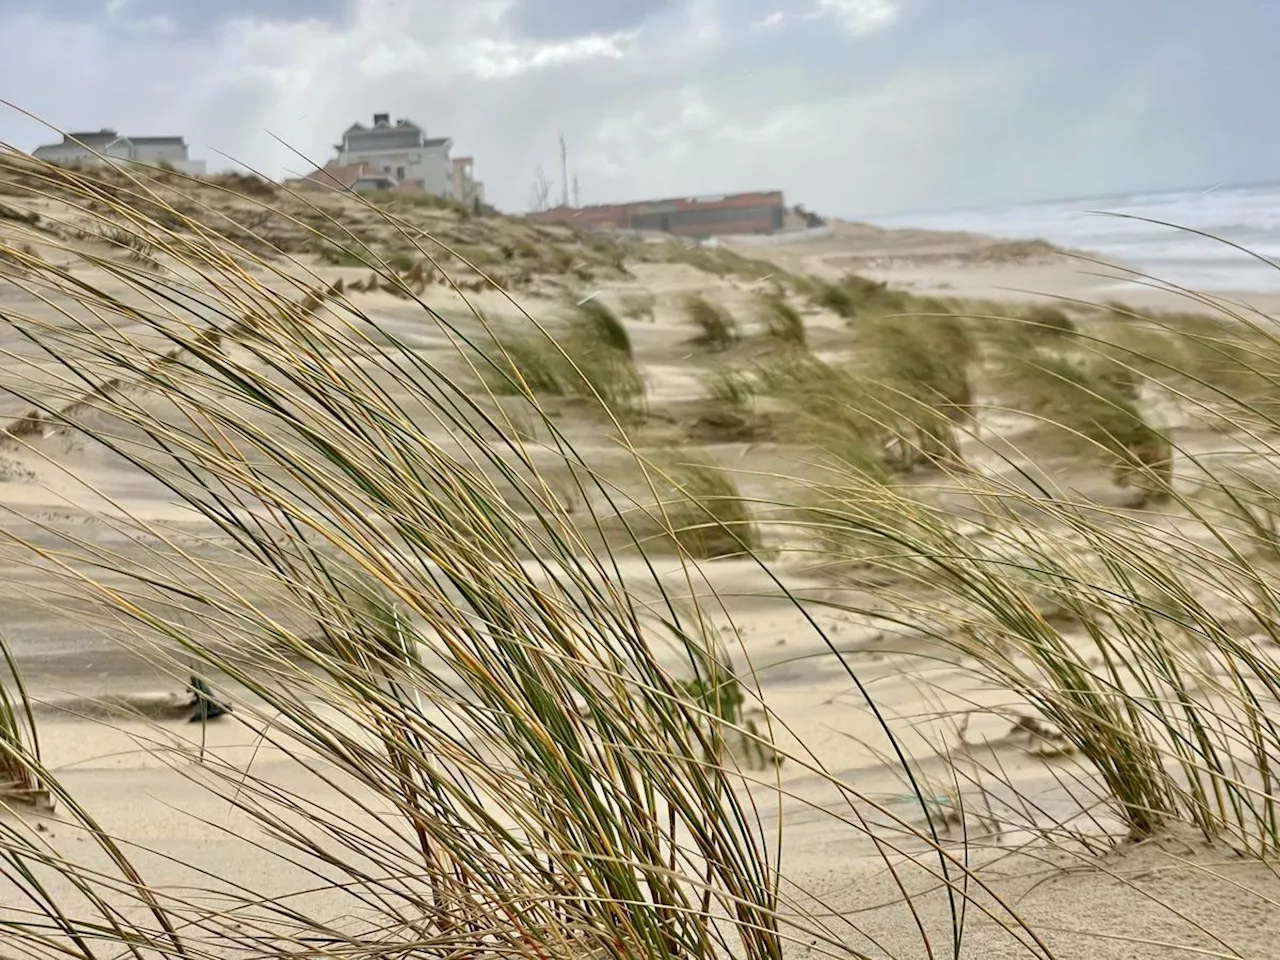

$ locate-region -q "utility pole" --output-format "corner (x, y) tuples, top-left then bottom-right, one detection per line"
(559, 133), (570, 208)
(573, 174), (580, 208)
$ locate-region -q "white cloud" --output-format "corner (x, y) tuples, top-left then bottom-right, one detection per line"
(813, 0), (899, 35)
(462, 32), (635, 80)
(750, 11), (787, 30)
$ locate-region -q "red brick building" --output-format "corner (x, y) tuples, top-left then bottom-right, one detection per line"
(528, 191), (785, 238)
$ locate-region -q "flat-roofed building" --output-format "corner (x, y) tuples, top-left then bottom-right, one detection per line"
(528, 191), (785, 238)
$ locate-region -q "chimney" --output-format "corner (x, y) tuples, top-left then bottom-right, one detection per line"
(373, 113), (390, 126)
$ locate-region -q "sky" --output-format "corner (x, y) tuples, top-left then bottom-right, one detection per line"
(1, 0), (1278, 217)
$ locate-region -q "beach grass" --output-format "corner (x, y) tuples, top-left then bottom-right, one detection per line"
(5, 148), (1280, 959)
(755, 291), (808, 348)
(682, 294), (740, 350)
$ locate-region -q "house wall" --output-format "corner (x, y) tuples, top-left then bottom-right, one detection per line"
(419, 142), (451, 197)
(131, 142), (191, 166)
(451, 159), (483, 205)
(630, 203), (783, 237)
(335, 144), (451, 197)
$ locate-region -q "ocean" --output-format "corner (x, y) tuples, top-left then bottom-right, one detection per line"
(865, 181), (1280, 293)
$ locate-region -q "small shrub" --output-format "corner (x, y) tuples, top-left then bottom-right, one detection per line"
(852, 314), (975, 468)
(703, 368), (756, 408)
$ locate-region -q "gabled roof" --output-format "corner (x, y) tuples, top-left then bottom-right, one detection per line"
(34, 130), (188, 152)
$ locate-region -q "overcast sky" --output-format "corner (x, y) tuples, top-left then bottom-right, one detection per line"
(2, 0), (1277, 216)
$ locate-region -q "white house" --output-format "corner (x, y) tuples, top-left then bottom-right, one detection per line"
(334, 113), (454, 198)
(32, 129), (206, 174)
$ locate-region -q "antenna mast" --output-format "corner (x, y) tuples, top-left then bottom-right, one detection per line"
(559, 133), (570, 208)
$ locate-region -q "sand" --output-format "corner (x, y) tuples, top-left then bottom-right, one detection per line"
(4, 208), (1280, 959)
(723, 218), (1280, 317)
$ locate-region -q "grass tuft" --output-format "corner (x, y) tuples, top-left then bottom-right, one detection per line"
(573, 295), (633, 357)
(682, 294), (739, 350)
(755, 292), (807, 348)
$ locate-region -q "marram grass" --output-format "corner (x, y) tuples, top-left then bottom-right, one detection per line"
(3, 147), (1280, 960)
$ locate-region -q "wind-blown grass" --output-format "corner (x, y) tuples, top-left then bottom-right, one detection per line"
(0, 637), (43, 805)
(683, 294), (739, 350)
(619, 290), (657, 323)
(996, 345), (1172, 502)
(755, 292), (807, 348)
(480, 302), (646, 412)
(753, 310), (975, 473)
(573, 294), (633, 357)
(10, 148), (1280, 960)
(643, 451), (763, 559)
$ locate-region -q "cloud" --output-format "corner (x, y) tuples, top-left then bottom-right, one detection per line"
(811, 0), (900, 35)
(499, 0), (675, 40)
(1, 0), (1278, 217)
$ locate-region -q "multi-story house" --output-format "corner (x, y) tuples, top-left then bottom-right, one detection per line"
(32, 129), (206, 174)
(333, 113), (454, 198)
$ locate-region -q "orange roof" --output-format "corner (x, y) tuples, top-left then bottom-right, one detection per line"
(304, 162), (388, 189)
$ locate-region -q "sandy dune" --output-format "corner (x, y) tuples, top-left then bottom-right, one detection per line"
(3, 189), (1280, 958)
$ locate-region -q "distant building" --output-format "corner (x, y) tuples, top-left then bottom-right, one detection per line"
(527, 191), (786, 238)
(330, 113), (482, 204)
(451, 156), (485, 207)
(31, 129), (206, 174)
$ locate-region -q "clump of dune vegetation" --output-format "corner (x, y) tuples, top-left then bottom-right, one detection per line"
(811, 272), (914, 321)
(646, 451), (763, 559)
(755, 291), (807, 348)
(996, 344), (1172, 503)
(1022, 302), (1078, 338)
(619, 290), (657, 322)
(572, 294), (633, 356)
(683, 294), (739, 350)
(479, 299), (645, 412)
